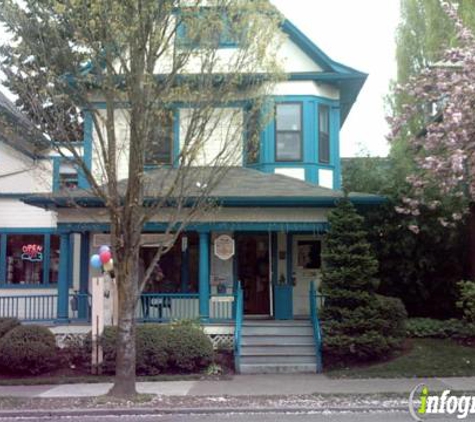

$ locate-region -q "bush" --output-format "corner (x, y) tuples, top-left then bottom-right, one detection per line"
(90, 322), (214, 375)
(406, 318), (475, 340)
(0, 325), (58, 375)
(167, 322), (214, 372)
(0, 318), (20, 339)
(457, 281), (475, 323)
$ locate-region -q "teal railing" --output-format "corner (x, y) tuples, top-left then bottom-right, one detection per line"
(309, 281), (323, 373)
(233, 282), (244, 373)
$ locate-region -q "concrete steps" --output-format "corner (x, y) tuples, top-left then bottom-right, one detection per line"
(238, 319), (318, 374)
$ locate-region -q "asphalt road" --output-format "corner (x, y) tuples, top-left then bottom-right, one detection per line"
(0, 411), (456, 421)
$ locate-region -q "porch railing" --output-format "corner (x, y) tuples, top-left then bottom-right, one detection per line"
(0, 294), (57, 321)
(309, 281), (323, 373)
(234, 282), (244, 373)
(139, 293), (200, 322)
(0, 293), (91, 322)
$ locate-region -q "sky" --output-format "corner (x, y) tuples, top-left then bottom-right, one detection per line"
(0, 0), (400, 157)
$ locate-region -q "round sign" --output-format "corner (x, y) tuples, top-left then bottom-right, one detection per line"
(214, 235), (235, 260)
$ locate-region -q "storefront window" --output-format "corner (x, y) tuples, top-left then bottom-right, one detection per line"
(4, 234), (60, 285)
(6, 235), (45, 285)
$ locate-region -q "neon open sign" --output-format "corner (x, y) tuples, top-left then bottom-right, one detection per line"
(21, 244), (44, 262)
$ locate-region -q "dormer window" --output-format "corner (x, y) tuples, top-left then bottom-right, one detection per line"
(318, 105), (330, 164)
(145, 111), (174, 167)
(275, 103), (302, 162)
(176, 8), (243, 49)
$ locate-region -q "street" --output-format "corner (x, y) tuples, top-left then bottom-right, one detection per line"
(0, 411), (456, 421)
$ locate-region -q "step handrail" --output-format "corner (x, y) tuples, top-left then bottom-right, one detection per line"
(309, 280), (323, 373)
(234, 281), (244, 373)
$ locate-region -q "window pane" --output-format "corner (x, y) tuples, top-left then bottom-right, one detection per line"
(319, 105), (329, 134)
(276, 104), (301, 131)
(246, 109), (260, 164)
(6, 235), (44, 285)
(49, 235), (60, 284)
(145, 112), (173, 166)
(276, 133), (301, 161)
(319, 105), (330, 163)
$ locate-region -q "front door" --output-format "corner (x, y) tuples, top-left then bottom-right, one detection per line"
(237, 235), (270, 315)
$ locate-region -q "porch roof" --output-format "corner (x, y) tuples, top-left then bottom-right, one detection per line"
(22, 167), (385, 208)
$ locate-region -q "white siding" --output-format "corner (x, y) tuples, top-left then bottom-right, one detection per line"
(273, 81), (339, 100)
(179, 108), (243, 167)
(0, 143), (53, 193)
(0, 199), (57, 228)
(277, 39), (322, 73)
(318, 169), (333, 189)
(274, 168), (305, 181)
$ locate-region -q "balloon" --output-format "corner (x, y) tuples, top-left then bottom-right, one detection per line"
(103, 259), (114, 272)
(90, 254), (102, 269)
(99, 250), (112, 264)
(99, 245), (110, 254)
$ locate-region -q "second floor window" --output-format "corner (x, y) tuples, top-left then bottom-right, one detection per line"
(275, 103), (302, 162)
(319, 105), (330, 164)
(145, 111), (174, 166)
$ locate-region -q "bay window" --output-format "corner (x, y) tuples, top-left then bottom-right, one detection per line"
(275, 103), (302, 162)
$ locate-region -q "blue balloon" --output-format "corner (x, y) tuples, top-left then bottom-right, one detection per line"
(90, 254), (102, 269)
(99, 245), (110, 254)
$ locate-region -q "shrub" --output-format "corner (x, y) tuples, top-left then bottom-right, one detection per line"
(166, 322), (214, 372)
(90, 322), (213, 374)
(0, 325), (57, 375)
(457, 281), (475, 323)
(0, 318), (20, 339)
(406, 318), (475, 340)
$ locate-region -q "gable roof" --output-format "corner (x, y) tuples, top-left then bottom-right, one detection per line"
(23, 167), (384, 208)
(281, 20), (367, 124)
(0, 91), (50, 158)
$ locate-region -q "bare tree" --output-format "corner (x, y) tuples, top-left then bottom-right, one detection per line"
(0, 0), (284, 396)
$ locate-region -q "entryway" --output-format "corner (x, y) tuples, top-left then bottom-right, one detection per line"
(236, 235), (270, 316)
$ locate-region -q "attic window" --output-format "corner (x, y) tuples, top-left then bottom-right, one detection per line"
(176, 8), (244, 49)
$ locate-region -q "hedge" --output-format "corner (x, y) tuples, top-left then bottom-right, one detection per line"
(0, 325), (58, 375)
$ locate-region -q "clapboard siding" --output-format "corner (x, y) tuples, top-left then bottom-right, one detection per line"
(0, 199), (56, 228)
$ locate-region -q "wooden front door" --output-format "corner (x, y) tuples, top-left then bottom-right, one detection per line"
(237, 235), (270, 315)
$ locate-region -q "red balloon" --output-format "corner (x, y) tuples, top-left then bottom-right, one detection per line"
(99, 250), (112, 264)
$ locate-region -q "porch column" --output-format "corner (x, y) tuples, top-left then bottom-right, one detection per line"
(198, 231), (210, 320)
(56, 232), (70, 323)
(78, 232), (90, 319)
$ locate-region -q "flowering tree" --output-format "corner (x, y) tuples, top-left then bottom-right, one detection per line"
(388, 1), (475, 225)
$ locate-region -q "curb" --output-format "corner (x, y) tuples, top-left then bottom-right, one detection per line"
(0, 405), (409, 418)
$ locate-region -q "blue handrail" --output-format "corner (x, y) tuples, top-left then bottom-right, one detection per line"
(309, 280), (323, 373)
(234, 282), (244, 373)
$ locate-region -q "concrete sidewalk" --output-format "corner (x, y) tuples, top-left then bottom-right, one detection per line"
(0, 375), (474, 398)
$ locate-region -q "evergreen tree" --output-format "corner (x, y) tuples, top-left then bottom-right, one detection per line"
(321, 199), (407, 363)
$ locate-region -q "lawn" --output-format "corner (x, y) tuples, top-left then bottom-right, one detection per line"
(327, 338), (475, 378)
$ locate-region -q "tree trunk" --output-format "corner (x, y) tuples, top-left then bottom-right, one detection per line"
(108, 249), (139, 397)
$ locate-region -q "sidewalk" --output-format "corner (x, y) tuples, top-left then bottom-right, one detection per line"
(0, 374), (474, 398)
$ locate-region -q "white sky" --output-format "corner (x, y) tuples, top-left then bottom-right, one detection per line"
(0, 0), (400, 157)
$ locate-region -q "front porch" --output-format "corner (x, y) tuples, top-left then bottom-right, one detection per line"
(0, 227), (326, 324)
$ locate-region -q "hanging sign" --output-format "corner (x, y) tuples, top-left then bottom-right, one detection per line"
(214, 235), (235, 261)
(21, 245), (43, 262)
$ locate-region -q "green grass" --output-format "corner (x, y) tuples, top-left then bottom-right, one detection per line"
(327, 339), (475, 378)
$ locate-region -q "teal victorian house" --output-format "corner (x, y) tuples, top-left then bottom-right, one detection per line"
(0, 12), (380, 373)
